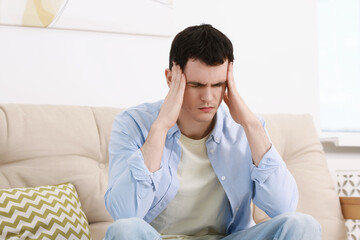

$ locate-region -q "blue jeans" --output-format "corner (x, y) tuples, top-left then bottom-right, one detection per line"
(105, 212), (321, 240)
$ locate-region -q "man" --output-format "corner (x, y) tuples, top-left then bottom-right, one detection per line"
(104, 24), (321, 239)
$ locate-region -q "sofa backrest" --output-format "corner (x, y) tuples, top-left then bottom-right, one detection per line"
(259, 114), (347, 240)
(0, 104), (121, 232)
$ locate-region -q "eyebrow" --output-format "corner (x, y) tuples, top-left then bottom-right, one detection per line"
(187, 81), (226, 86)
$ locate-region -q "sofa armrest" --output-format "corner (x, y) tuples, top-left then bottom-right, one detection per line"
(340, 197), (360, 219)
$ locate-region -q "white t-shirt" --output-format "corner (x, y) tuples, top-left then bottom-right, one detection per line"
(150, 133), (230, 239)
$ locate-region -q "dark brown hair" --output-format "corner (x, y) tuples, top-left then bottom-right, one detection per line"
(169, 24), (234, 70)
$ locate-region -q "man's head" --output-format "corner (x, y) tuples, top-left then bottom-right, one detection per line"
(165, 24), (234, 138)
(169, 24), (234, 70)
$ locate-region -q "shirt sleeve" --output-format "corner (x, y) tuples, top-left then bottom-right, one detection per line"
(104, 111), (163, 220)
(250, 118), (299, 218)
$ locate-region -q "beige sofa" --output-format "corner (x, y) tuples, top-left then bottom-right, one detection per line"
(0, 104), (348, 239)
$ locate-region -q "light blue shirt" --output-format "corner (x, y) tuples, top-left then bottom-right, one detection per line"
(104, 100), (298, 234)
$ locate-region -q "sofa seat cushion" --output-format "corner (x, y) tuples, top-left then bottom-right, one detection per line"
(0, 183), (91, 239)
(89, 222), (112, 240)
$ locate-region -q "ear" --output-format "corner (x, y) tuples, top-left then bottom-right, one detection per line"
(165, 68), (172, 88)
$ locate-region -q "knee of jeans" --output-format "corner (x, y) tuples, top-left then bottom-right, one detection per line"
(280, 212), (322, 233)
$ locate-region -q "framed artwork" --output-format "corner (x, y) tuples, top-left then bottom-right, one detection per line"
(0, 0), (173, 36)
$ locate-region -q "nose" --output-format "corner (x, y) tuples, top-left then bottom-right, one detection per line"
(200, 86), (213, 102)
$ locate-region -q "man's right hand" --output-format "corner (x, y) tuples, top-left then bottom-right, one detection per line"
(155, 63), (186, 131)
(140, 63), (185, 173)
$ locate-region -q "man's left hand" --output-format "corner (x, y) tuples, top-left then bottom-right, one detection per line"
(223, 62), (272, 166)
(223, 62), (258, 126)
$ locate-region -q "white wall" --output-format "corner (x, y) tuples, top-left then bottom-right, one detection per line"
(0, 26), (171, 108)
(324, 143), (360, 185)
(0, 0), (319, 118)
(0, 0), (358, 181)
(174, 0), (319, 124)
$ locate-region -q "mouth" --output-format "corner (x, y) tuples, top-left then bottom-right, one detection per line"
(199, 107), (214, 113)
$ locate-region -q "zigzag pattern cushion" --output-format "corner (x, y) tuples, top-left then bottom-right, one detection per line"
(0, 183), (91, 240)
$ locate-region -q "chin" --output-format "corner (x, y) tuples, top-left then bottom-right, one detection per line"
(194, 112), (216, 123)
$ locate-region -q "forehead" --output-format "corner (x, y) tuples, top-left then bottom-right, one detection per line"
(184, 59), (228, 83)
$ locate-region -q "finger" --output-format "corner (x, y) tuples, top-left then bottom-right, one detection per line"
(174, 72), (185, 99)
(172, 72), (185, 105)
(170, 64), (180, 89)
(172, 64), (180, 83)
(179, 73), (186, 92)
(173, 65), (183, 90)
(226, 62), (235, 90)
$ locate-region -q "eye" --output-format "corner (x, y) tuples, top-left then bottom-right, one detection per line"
(188, 83), (202, 88)
(213, 82), (225, 87)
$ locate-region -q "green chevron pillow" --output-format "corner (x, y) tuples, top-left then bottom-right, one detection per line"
(0, 183), (91, 240)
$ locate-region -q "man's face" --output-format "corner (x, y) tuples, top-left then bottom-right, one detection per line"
(179, 58), (228, 125)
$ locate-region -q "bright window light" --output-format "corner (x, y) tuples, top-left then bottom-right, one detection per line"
(318, 0), (360, 132)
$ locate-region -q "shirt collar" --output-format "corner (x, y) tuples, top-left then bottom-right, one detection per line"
(167, 123), (180, 140)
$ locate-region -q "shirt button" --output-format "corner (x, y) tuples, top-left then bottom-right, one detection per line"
(215, 137), (219, 141)
(210, 149), (215, 154)
(221, 176), (226, 181)
(98, 163), (106, 169)
(235, 207), (239, 212)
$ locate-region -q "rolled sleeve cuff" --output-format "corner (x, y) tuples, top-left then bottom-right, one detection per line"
(250, 144), (285, 184)
(127, 149), (163, 191)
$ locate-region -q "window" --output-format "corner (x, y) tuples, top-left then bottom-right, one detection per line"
(317, 0), (360, 133)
